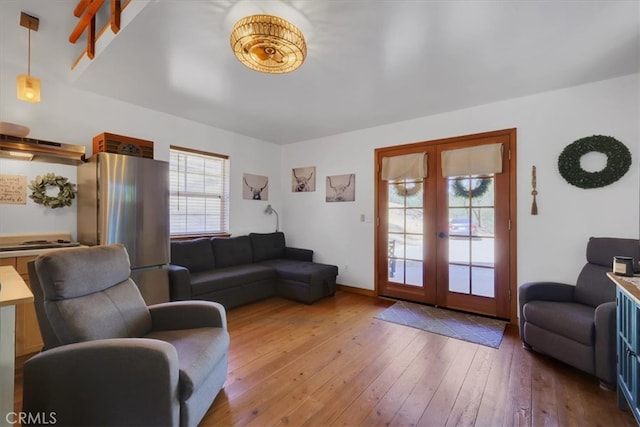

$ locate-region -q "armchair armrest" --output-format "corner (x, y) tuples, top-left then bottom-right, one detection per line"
(519, 281), (575, 306)
(23, 338), (180, 427)
(149, 300), (227, 330)
(285, 247), (314, 262)
(519, 281), (575, 340)
(168, 264), (192, 301)
(594, 301), (617, 385)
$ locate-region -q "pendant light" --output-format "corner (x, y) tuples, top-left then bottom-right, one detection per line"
(16, 12), (41, 103)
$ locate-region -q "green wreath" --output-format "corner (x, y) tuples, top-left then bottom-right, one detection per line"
(452, 178), (491, 198)
(558, 135), (632, 189)
(28, 173), (77, 209)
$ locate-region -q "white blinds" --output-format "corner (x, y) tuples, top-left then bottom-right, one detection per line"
(381, 152), (428, 181)
(169, 147), (230, 235)
(441, 143), (503, 177)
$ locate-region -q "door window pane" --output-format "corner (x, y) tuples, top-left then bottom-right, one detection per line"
(449, 264), (470, 294)
(387, 180), (424, 287)
(472, 267), (495, 297)
(405, 260), (424, 286)
(447, 175), (495, 297)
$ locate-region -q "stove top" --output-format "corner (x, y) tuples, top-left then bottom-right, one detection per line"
(0, 240), (81, 252)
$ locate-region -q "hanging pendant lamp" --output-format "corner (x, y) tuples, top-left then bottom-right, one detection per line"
(230, 14), (306, 74)
(17, 12), (41, 103)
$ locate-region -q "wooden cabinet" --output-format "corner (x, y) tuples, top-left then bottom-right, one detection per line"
(1, 255), (42, 356)
(613, 274), (640, 424)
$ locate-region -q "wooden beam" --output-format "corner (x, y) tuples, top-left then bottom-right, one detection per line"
(69, 0), (104, 43)
(110, 0), (121, 34)
(73, 0), (91, 18)
(87, 16), (96, 59)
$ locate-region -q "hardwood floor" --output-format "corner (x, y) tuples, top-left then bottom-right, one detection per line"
(15, 291), (636, 426)
(201, 291), (635, 426)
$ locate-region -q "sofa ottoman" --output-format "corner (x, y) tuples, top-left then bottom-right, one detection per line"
(260, 259), (338, 304)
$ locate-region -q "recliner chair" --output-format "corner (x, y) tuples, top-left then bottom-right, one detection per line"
(519, 237), (639, 389)
(23, 243), (229, 426)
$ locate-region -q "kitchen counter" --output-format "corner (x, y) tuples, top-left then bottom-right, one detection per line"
(0, 232), (82, 258)
(0, 233), (83, 359)
(0, 266), (34, 423)
(0, 245), (84, 259)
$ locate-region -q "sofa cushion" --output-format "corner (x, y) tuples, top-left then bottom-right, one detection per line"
(249, 232), (286, 262)
(212, 236), (253, 268)
(522, 300), (595, 346)
(171, 238), (215, 273)
(189, 265), (275, 296)
(145, 327), (230, 399)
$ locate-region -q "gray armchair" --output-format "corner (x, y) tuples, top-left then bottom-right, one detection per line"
(519, 237), (639, 389)
(23, 243), (229, 427)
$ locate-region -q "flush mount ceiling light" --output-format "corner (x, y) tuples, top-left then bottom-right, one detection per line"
(230, 14), (306, 74)
(16, 12), (41, 103)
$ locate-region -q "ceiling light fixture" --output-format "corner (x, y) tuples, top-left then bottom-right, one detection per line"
(16, 12), (41, 103)
(230, 14), (306, 74)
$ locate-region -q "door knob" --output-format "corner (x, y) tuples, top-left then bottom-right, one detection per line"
(438, 232), (446, 238)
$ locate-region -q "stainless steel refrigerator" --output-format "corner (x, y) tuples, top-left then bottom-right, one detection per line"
(77, 152), (170, 305)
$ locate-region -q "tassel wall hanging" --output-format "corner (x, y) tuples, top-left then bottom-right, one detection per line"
(531, 165), (538, 215)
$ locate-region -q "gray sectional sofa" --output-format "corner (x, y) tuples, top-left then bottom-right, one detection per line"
(168, 232), (339, 308)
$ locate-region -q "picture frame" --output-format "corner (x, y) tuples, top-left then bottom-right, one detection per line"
(326, 174), (355, 202)
(292, 166), (316, 192)
(243, 173), (268, 200)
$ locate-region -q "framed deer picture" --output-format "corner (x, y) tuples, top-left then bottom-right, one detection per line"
(243, 173), (268, 201)
(326, 173), (355, 202)
(292, 166), (316, 192)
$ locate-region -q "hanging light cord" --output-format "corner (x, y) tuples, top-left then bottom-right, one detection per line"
(27, 26), (31, 76)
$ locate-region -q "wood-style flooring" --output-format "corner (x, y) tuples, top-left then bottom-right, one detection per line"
(15, 290), (637, 426)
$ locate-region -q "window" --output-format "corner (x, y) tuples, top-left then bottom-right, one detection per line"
(169, 146), (229, 236)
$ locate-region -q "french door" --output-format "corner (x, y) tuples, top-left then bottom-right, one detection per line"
(375, 129), (516, 321)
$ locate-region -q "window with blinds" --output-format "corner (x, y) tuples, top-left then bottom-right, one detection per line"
(169, 146), (230, 236)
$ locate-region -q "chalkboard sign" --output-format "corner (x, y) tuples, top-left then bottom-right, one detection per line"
(0, 174), (27, 204)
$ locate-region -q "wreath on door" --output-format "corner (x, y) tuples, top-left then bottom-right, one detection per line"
(451, 178), (491, 199)
(392, 181), (422, 197)
(558, 135), (631, 189)
(28, 173), (77, 209)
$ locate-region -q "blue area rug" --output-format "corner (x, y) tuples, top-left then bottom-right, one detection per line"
(375, 300), (507, 349)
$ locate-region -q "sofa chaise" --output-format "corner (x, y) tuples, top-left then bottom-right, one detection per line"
(168, 232), (338, 308)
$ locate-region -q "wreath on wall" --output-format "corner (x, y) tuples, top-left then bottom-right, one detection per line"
(28, 173), (77, 209)
(452, 178), (491, 199)
(558, 135), (632, 189)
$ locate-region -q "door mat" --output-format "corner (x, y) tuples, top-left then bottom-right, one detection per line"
(375, 300), (507, 349)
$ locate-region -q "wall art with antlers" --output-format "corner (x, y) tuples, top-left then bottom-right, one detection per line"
(242, 173), (269, 201)
(326, 173), (355, 202)
(292, 166), (316, 192)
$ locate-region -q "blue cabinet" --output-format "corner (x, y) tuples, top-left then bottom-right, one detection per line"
(616, 281), (640, 424)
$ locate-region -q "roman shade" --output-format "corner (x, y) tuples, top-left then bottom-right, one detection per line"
(441, 143), (503, 177)
(381, 152), (427, 181)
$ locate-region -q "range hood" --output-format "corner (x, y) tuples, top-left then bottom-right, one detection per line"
(0, 133), (86, 165)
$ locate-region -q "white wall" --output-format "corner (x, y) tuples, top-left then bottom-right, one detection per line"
(282, 73), (640, 290)
(2, 48), (638, 294)
(0, 62), (282, 238)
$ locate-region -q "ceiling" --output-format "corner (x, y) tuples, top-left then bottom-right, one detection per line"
(2, 0), (639, 144)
